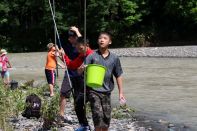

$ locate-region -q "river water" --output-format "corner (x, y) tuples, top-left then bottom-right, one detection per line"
(112, 57), (197, 131)
(8, 53), (197, 130)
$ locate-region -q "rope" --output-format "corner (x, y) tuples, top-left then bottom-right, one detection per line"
(48, 0), (73, 92)
(52, 0), (59, 78)
(83, 0), (87, 111)
(53, 0), (56, 46)
(48, 0), (62, 48)
(49, 1), (88, 129)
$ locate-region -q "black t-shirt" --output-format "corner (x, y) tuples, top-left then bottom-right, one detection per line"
(60, 37), (79, 77)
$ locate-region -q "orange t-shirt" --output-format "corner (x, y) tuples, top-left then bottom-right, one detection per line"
(45, 50), (56, 70)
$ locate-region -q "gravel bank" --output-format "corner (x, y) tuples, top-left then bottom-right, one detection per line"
(9, 100), (189, 131)
(110, 46), (197, 57)
(9, 101), (138, 131)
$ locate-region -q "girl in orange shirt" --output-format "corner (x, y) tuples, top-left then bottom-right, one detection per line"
(45, 43), (65, 97)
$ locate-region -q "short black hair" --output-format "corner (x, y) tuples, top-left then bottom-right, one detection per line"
(77, 37), (89, 44)
(99, 31), (112, 40)
(68, 30), (77, 37)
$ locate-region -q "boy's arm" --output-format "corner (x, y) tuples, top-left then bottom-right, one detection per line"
(70, 26), (82, 37)
(114, 57), (126, 103)
(116, 76), (125, 101)
(62, 53), (84, 70)
(68, 49), (93, 70)
(63, 54), (71, 66)
(77, 54), (92, 74)
(66, 54), (84, 70)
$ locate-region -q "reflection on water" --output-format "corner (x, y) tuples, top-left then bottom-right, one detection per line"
(8, 53), (197, 130)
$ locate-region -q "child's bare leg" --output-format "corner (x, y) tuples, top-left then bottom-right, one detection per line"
(60, 95), (67, 116)
(5, 77), (10, 85)
(49, 84), (54, 96)
(4, 71), (10, 86)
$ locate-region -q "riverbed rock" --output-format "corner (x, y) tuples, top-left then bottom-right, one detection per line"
(110, 46), (197, 57)
(168, 123), (175, 128)
(126, 122), (135, 129)
(158, 119), (169, 125)
(139, 127), (146, 131)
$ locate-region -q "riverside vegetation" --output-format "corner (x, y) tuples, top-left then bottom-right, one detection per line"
(0, 80), (60, 130)
(0, 80), (135, 131)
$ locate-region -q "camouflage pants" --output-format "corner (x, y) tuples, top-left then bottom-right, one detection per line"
(88, 90), (111, 128)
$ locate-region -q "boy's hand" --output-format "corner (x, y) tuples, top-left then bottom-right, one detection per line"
(52, 51), (60, 57)
(70, 26), (79, 32)
(70, 26), (82, 37)
(119, 94), (126, 106)
(77, 64), (87, 74)
(55, 45), (59, 50)
(61, 65), (66, 69)
(59, 48), (65, 56)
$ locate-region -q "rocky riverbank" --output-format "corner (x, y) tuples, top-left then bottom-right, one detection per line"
(8, 98), (190, 131)
(110, 46), (197, 57)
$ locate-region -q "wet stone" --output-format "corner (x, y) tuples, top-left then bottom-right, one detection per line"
(158, 119), (169, 125)
(139, 127), (146, 131)
(168, 123), (175, 128)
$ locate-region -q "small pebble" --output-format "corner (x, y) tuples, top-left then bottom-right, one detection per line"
(168, 123), (175, 128)
(158, 119), (169, 125)
(139, 127), (146, 131)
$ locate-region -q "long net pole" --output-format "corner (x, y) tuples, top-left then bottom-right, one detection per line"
(48, 0), (73, 91)
(48, 0), (62, 48)
(52, 0), (59, 78)
(83, 0), (87, 112)
(53, 0), (56, 45)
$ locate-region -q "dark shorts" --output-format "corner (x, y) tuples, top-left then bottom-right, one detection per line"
(60, 73), (84, 98)
(88, 90), (111, 128)
(45, 69), (56, 85)
(1, 71), (9, 78)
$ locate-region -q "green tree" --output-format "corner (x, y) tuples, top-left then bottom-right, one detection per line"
(0, 0), (197, 52)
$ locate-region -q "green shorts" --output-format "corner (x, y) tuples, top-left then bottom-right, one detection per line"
(88, 90), (111, 128)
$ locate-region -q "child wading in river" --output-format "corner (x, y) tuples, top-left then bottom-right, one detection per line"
(60, 37), (93, 131)
(78, 32), (126, 131)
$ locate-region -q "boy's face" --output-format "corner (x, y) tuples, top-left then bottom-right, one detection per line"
(76, 43), (86, 53)
(98, 34), (111, 48)
(50, 46), (56, 51)
(68, 36), (78, 45)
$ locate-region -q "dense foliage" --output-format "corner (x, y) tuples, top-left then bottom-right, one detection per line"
(0, 0), (197, 52)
